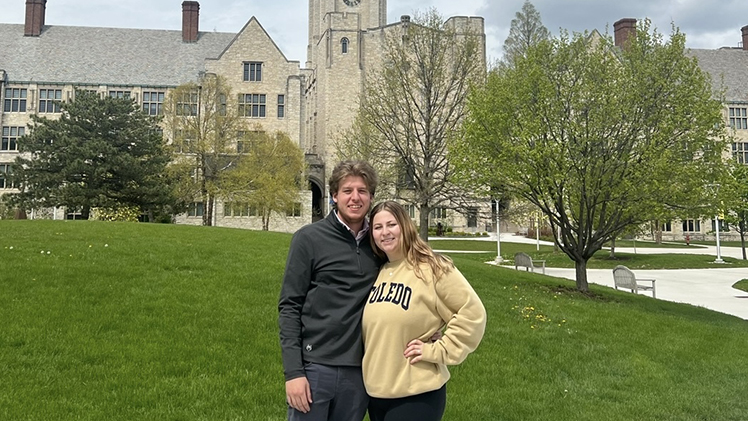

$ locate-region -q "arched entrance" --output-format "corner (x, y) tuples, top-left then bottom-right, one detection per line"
(309, 179), (324, 222)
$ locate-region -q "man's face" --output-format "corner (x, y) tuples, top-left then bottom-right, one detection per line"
(332, 175), (372, 227)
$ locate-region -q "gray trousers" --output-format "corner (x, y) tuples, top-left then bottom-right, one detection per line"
(288, 363), (368, 421)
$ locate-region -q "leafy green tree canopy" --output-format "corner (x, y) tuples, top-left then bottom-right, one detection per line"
(9, 90), (172, 219)
(163, 73), (247, 226)
(220, 130), (305, 230)
(459, 21), (728, 290)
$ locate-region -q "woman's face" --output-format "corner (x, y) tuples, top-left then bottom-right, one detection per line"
(371, 210), (404, 261)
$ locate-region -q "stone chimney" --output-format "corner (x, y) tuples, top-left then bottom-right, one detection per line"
(742, 25), (748, 50)
(24, 0), (47, 37)
(614, 18), (637, 49)
(182, 1), (200, 43)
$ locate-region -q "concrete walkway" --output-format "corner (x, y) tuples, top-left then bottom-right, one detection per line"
(432, 234), (748, 321)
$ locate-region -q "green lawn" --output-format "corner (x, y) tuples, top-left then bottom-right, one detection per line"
(734, 279), (748, 293)
(430, 239), (748, 269)
(2, 220), (748, 420)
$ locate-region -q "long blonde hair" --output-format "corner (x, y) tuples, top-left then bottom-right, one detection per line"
(369, 201), (454, 282)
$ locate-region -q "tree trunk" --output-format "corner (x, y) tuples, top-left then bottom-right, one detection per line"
(609, 238), (616, 259)
(263, 212), (269, 231)
(82, 206), (91, 220)
(419, 203), (429, 241)
(574, 258), (589, 292)
(206, 196), (214, 226)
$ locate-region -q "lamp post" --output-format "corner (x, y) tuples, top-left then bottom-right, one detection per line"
(715, 215), (724, 264)
(707, 183), (724, 264)
(495, 198), (503, 264)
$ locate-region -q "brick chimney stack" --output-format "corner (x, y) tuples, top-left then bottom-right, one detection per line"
(742, 25), (748, 50)
(182, 1), (200, 43)
(614, 18), (637, 49)
(24, 0), (47, 37)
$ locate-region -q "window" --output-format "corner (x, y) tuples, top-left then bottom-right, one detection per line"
(218, 93), (227, 116)
(466, 208), (478, 228)
(173, 129), (194, 153)
(108, 90), (131, 99)
(661, 221), (672, 232)
(176, 92), (198, 116)
(682, 219), (700, 232)
(38, 89), (62, 113)
(341, 37), (349, 54)
(404, 204), (416, 219)
(2, 126), (24, 151)
(430, 207), (447, 219)
(4, 88), (27, 112)
(243, 62), (262, 82)
(187, 202), (204, 217)
(397, 165), (415, 190)
(0, 164), (17, 189)
(277, 95), (285, 118)
(142, 91), (165, 116)
(286, 202), (302, 217)
(729, 106), (748, 130)
(224, 202), (250, 217)
(238, 94), (266, 117)
(65, 210), (85, 220)
(733, 142), (748, 164)
(711, 219), (728, 232)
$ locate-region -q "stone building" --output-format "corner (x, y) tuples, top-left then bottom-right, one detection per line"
(613, 19), (748, 242)
(0, 0), (491, 232)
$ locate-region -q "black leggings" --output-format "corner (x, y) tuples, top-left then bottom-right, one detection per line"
(368, 384), (446, 421)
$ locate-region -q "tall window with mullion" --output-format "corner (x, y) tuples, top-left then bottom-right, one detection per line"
(277, 94), (285, 118)
(238, 94), (266, 117)
(176, 91), (198, 116)
(729, 106), (748, 130)
(4, 88), (27, 112)
(243, 62), (262, 82)
(142, 91), (165, 116)
(733, 142), (748, 164)
(39, 88), (62, 113)
(0, 164), (17, 189)
(2, 126), (24, 151)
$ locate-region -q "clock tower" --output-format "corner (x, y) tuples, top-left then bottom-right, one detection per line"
(304, 0), (387, 195)
(307, 0), (386, 67)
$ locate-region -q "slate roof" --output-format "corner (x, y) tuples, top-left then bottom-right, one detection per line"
(688, 47), (748, 103)
(0, 24), (237, 87)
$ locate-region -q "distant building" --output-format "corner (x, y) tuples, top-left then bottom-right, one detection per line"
(0, 0), (489, 232)
(614, 19), (748, 242)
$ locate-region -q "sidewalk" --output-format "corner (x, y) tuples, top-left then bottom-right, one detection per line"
(433, 234), (748, 321)
(539, 266), (748, 321)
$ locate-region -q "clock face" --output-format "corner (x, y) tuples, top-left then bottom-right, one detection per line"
(343, 0), (361, 6)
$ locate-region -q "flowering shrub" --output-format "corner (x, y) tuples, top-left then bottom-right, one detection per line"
(94, 206), (141, 222)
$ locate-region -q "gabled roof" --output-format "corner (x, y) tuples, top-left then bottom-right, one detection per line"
(688, 48), (748, 103)
(211, 17), (296, 64)
(0, 24), (236, 87)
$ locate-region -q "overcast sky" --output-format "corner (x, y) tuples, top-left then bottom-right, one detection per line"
(3, 0), (748, 64)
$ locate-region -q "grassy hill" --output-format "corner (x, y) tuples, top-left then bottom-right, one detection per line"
(1, 220), (747, 420)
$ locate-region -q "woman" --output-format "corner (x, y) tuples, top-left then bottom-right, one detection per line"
(362, 201), (487, 421)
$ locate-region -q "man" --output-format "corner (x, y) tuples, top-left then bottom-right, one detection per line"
(278, 160), (380, 421)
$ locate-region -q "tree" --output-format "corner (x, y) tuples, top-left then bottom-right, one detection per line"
(459, 22), (728, 291)
(220, 130), (305, 230)
(163, 73), (247, 226)
(502, 0), (550, 67)
(724, 164), (748, 259)
(344, 8), (485, 240)
(8, 90), (172, 219)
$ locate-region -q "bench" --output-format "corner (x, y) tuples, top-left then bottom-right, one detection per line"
(514, 252), (546, 274)
(612, 265), (656, 298)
